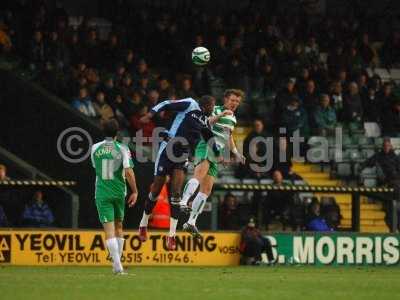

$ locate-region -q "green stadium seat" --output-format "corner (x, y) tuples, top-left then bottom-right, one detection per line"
(336, 162), (352, 177)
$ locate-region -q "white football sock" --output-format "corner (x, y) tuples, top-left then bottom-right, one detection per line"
(169, 218), (178, 237)
(180, 178), (200, 206)
(117, 237), (125, 258)
(106, 237), (123, 272)
(140, 212), (150, 227)
(188, 192), (208, 226)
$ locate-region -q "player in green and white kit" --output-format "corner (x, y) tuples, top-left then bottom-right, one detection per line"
(180, 89), (245, 236)
(91, 120), (138, 274)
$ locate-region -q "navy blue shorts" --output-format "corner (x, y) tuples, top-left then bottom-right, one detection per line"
(154, 141), (189, 176)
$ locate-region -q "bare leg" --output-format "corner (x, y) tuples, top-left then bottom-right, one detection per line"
(181, 160), (210, 207)
(114, 220), (124, 259)
(103, 221), (123, 273)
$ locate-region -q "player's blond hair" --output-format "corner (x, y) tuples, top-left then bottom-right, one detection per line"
(224, 89), (245, 101)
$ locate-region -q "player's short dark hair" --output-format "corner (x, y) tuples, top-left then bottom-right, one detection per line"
(198, 95), (215, 108)
(103, 119), (119, 138)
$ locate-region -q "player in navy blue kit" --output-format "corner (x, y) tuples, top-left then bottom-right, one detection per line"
(138, 96), (232, 250)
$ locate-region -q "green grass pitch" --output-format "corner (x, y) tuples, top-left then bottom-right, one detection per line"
(0, 266), (399, 300)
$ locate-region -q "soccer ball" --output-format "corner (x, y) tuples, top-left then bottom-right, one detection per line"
(192, 47), (210, 66)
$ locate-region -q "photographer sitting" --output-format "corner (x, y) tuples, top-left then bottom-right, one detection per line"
(240, 217), (275, 265)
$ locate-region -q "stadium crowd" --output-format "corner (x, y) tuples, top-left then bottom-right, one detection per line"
(0, 1), (400, 230)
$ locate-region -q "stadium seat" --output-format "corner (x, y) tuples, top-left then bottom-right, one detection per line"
(363, 178), (377, 187)
(373, 68), (392, 82)
(242, 178), (258, 184)
(336, 162), (352, 177)
(390, 138), (400, 149)
(389, 68), (400, 83)
(364, 122), (381, 137)
(361, 148), (376, 159)
(260, 179), (273, 184)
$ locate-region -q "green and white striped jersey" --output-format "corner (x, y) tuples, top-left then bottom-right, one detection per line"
(90, 140), (134, 200)
(211, 105), (237, 148)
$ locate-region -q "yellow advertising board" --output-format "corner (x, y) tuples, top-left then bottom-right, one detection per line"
(0, 230), (241, 266)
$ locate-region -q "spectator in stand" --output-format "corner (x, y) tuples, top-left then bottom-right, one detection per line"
(300, 79), (319, 118)
(120, 74), (135, 101)
(280, 97), (308, 137)
(124, 90), (143, 117)
(275, 78), (298, 113)
(212, 34), (229, 76)
(0, 164), (10, 181)
(240, 217), (274, 265)
(123, 49), (136, 74)
(256, 62), (277, 93)
(356, 74), (369, 97)
(305, 198), (333, 231)
(327, 45), (347, 76)
(313, 94), (337, 136)
(378, 83), (395, 113)
(346, 46), (363, 75)
(102, 76), (118, 104)
(45, 31), (66, 68)
(218, 193), (241, 230)
(83, 28), (100, 68)
(362, 86), (380, 122)
(66, 32), (83, 66)
(382, 31), (400, 68)
(242, 118), (270, 178)
(138, 76), (151, 97)
(21, 190), (54, 228)
(360, 139), (400, 229)
(146, 89), (160, 107)
(359, 33), (375, 67)
(296, 67), (312, 96)
(263, 170), (293, 230)
(329, 81), (344, 121)
(381, 100), (400, 137)
(93, 90), (115, 126)
(102, 33), (121, 70)
(343, 82), (363, 126)
(158, 77), (172, 100)
(130, 104), (155, 138)
(28, 30), (45, 70)
(110, 94), (130, 128)
(72, 87), (97, 118)
(0, 204), (8, 227)
(224, 55), (249, 94)
(135, 59), (151, 81)
(177, 77), (196, 99)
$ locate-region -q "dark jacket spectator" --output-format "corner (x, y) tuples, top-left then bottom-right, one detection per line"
(343, 82), (363, 124)
(280, 97), (308, 136)
(219, 193), (241, 230)
(381, 101), (400, 136)
(299, 79), (319, 116)
(362, 87), (381, 122)
(242, 119), (272, 178)
(263, 170), (293, 229)
(177, 77), (197, 99)
(361, 140), (400, 182)
(22, 191), (54, 227)
(240, 218), (274, 265)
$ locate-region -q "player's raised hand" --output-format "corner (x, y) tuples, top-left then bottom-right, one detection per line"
(221, 110), (233, 116)
(127, 192), (138, 207)
(233, 150), (246, 164)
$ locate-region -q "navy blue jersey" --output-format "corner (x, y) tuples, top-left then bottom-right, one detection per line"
(150, 98), (214, 152)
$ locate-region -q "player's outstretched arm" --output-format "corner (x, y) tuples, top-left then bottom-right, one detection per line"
(230, 135), (245, 164)
(208, 110), (233, 125)
(125, 168), (138, 207)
